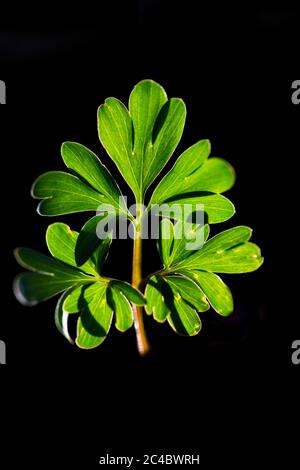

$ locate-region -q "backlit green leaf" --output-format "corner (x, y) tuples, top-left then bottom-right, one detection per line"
(158, 218), (174, 267)
(98, 97), (138, 197)
(31, 171), (107, 216)
(150, 139), (235, 204)
(14, 247), (89, 279)
(61, 141), (126, 214)
(188, 158), (235, 193)
(76, 283), (113, 349)
(144, 275), (170, 322)
(165, 275), (209, 312)
(145, 273), (203, 334)
(152, 193), (235, 224)
(168, 221), (209, 266)
(140, 97), (186, 192)
(179, 226), (259, 271)
(14, 243), (94, 307)
(185, 270), (234, 316)
(46, 223), (97, 275)
(110, 280), (145, 306)
(129, 80), (167, 166)
(190, 242), (263, 273)
(75, 214), (115, 269)
(63, 282), (106, 313)
(108, 286), (133, 332)
(13, 272), (90, 306)
(54, 289), (74, 344)
(195, 225), (252, 253)
(150, 139), (210, 204)
(167, 296), (202, 336)
(98, 80), (186, 200)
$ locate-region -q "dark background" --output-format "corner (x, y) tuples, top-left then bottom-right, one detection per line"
(0, 2), (299, 468)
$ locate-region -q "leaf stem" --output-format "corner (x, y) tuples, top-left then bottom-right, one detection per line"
(132, 219), (150, 356)
(139, 269), (166, 291)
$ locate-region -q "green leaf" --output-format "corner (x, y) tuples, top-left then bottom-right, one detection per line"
(13, 272), (89, 306)
(92, 237), (113, 275)
(186, 270), (234, 316)
(168, 221), (209, 266)
(129, 80), (167, 165)
(108, 285), (133, 332)
(145, 275), (159, 315)
(98, 80), (186, 199)
(165, 275), (209, 312)
(31, 171), (107, 216)
(156, 193), (235, 224)
(14, 247), (89, 279)
(140, 97), (186, 192)
(110, 280), (145, 306)
(158, 218), (174, 267)
(130, 79), (186, 193)
(13, 246), (92, 305)
(65, 282), (134, 334)
(76, 283), (113, 349)
(61, 142), (125, 214)
(187, 158), (235, 193)
(190, 242), (263, 273)
(63, 283), (105, 313)
(46, 223), (97, 275)
(144, 276), (170, 322)
(75, 214), (114, 268)
(98, 97), (138, 197)
(180, 226), (257, 270)
(150, 139), (210, 204)
(150, 139), (235, 205)
(145, 273), (203, 334)
(151, 195), (235, 224)
(198, 225), (252, 252)
(167, 296), (202, 336)
(54, 289), (74, 344)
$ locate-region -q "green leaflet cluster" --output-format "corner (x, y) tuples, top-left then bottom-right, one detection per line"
(145, 221), (263, 335)
(98, 79), (186, 201)
(148, 139), (235, 223)
(31, 142), (129, 218)
(14, 78), (264, 349)
(14, 223), (144, 348)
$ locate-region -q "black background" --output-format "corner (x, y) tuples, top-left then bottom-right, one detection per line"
(0, 2), (299, 468)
